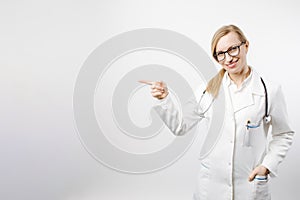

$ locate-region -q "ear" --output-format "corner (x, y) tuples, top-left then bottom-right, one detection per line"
(245, 41), (249, 53)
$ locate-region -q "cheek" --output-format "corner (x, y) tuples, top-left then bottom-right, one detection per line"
(238, 52), (247, 63)
(240, 49), (248, 59)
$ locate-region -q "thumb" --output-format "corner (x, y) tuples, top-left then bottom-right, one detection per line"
(248, 168), (258, 182)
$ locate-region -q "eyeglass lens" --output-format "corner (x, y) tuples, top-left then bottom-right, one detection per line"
(216, 42), (244, 62)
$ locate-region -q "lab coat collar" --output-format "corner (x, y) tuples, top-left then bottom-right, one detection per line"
(251, 68), (265, 96)
(222, 67), (264, 113)
(223, 66), (265, 96)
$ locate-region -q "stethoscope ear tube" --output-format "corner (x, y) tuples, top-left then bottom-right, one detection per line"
(260, 77), (271, 123)
(198, 90), (214, 115)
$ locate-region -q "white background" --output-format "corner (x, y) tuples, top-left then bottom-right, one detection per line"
(1, 0), (299, 199)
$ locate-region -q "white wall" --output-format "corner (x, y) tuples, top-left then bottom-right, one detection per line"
(1, 0), (299, 199)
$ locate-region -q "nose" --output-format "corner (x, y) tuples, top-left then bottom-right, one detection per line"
(224, 52), (233, 62)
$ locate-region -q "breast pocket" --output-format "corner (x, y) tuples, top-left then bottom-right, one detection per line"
(243, 120), (263, 147)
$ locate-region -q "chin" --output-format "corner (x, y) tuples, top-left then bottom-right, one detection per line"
(226, 66), (242, 74)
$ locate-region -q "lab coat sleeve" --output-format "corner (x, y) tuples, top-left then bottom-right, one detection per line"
(261, 85), (295, 177)
(152, 93), (205, 136)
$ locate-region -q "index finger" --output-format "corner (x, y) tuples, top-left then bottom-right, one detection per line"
(138, 80), (154, 85)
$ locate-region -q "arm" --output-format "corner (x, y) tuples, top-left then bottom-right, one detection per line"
(139, 80), (206, 136)
(152, 91), (205, 136)
(261, 85), (295, 177)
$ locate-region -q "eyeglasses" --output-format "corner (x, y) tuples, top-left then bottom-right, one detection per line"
(214, 42), (246, 62)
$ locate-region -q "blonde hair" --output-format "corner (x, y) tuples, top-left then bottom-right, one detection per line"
(206, 24), (248, 97)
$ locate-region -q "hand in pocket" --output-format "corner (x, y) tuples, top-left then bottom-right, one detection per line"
(252, 175), (271, 200)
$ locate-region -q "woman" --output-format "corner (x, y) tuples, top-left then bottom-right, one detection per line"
(139, 25), (294, 199)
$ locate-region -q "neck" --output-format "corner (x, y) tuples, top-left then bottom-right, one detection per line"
(228, 66), (251, 87)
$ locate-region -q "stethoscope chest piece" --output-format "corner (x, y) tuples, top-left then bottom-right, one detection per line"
(264, 115), (271, 124)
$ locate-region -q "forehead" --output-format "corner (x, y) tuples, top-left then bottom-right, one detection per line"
(216, 32), (241, 51)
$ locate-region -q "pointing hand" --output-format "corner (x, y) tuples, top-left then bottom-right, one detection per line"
(138, 80), (169, 100)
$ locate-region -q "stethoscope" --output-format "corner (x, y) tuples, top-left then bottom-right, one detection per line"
(260, 77), (271, 124)
(198, 77), (271, 124)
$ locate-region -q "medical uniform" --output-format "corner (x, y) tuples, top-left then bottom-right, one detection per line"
(153, 68), (294, 200)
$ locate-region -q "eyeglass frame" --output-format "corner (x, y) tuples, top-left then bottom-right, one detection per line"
(214, 41), (246, 62)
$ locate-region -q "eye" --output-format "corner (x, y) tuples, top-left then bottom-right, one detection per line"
(216, 51), (224, 56)
(230, 46), (239, 51)
(228, 46), (239, 54)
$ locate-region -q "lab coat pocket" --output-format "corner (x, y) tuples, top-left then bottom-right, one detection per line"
(252, 175), (271, 200)
(243, 121), (261, 147)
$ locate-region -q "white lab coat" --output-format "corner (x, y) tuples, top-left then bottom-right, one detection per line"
(153, 69), (294, 200)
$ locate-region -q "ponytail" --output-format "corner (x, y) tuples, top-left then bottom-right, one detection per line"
(206, 68), (226, 98)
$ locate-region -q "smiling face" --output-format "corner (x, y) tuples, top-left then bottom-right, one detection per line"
(215, 32), (249, 75)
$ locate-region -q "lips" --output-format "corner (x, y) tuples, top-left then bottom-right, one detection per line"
(226, 59), (239, 68)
